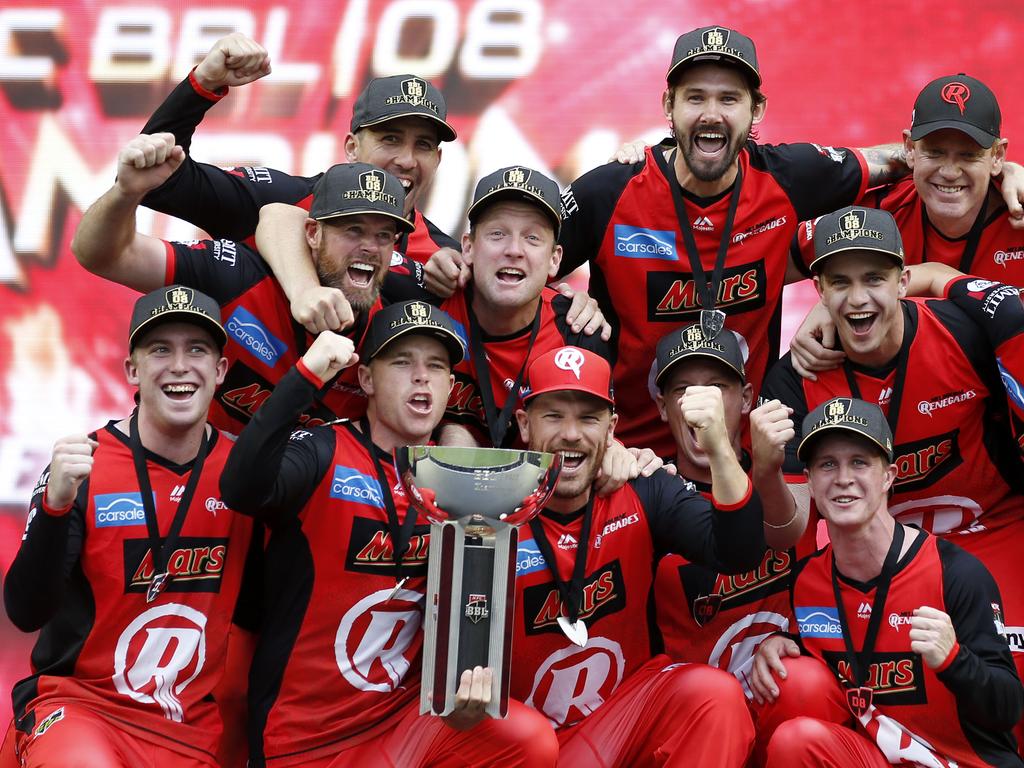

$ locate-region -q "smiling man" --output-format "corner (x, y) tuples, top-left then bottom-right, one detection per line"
(749, 398), (1022, 767)
(508, 345), (765, 766)
(73, 136), (415, 435)
(4, 287), (255, 768)
(218, 301), (557, 768)
(760, 204), (1024, 744)
(553, 24), (911, 457)
(136, 34), (459, 265)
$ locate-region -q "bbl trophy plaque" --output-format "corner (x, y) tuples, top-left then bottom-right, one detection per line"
(395, 446), (561, 718)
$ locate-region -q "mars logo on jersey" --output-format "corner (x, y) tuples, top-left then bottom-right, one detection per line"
(891, 430), (960, 493)
(646, 261), (766, 322)
(335, 588), (423, 692)
(113, 603), (208, 722)
(680, 549), (793, 619)
(523, 561), (625, 635)
(330, 466), (384, 508)
(226, 306), (288, 368)
(345, 517), (430, 576)
(824, 651), (925, 706)
(525, 637), (626, 727)
(123, 537), (228, 594)
(613, 225), (677, 260)
(445, 373), (484, 423)
(218, 363), (335, 428)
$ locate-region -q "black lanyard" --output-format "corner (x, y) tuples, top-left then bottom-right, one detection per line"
(528, 499), (594, 624)
(920, 189), (989, 272)
(355, 418), (419, 583)
(465, 286), (542, 448)
(657, 148), (743, 337)
(831, 523), (905, 692)
(842, 303), (916, 438)
(128, 410), (210, 603)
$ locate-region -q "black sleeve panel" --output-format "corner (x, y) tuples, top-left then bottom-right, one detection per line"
(220, 367), (337, 525)
(759, 353), (809, 473)
(936, 538), (1024, 731)
(942, 278), (1024, 353)
(381, 260), (443, 305)
(140, 75), (318, 241)
(169, 239), (271, 306)
(421, 216), (461, 252)
(638, 469), (765, 574)
(746, 142), (865, 222)
(557, 159), (646, 278)
(4, 477), (87, 632)
(549, 292), (616, 366)
(231, 520), (265, 632)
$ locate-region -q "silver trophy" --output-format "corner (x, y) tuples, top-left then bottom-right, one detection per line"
(395, 446), (561, 718)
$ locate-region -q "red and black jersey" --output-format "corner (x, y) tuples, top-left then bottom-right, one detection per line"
(653, 469), (818, 691)
(4, 422), (254, 764)
(762, 288), (1024, 536)
(219, 366), (430, 767)
(510, 470), (764, 728)
(167, 238), (388, 434)
(558, 139), (867, 456)
(793, 179), (1024, 284)
(792, 531), (1022, 767)
(140, 72), (458, 262)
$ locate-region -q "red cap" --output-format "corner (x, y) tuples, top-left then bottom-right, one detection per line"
(522, 347), (614, 406)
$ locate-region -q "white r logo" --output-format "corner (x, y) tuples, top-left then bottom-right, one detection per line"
(554, 348), (584, 379)
(335, 588), (423, 692)
(112, 604), (207, 722)
(525, 637), (625, 727)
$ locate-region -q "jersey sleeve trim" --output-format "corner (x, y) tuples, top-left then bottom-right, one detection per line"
(935, 641), (961, 673)
(163, 239), (176, 285)
(295, 359), (325, 389)
(188, 68), (227, 102)
(712, 476), (753, 511)
(41, 495), (73, 517)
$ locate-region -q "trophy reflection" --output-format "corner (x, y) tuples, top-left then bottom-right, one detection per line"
(395, 446), (561, 718)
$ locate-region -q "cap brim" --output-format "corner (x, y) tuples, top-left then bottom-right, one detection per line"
(666, 55), (761, 87)
(655, 351), (744, 388)
(314, 208), (416, 234)
(797, 424), (892, 463)
(356, 112), (457, 143)
(468, 188), (562, 236)
(523, 384), (614, 407)
(129, 311), (227, 350)
(909, 119), (996, 149)
(368, 325), (465, 366)
(809, 246), (903, 273)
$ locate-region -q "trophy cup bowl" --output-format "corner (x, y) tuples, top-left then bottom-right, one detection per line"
(395, 446), (561, 718)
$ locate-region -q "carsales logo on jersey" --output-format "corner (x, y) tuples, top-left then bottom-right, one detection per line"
(613, 226), (677, 260)
(226, 306), (288, 368)
(94, 492), (151, 527)
(795, 606), (842, 638)
(330, 466), (384, 509)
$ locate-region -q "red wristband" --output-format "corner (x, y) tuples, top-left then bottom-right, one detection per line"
(41, 493), (73, 517)
(935, 641), (961, 673)
(712, 476), (753, 511)
(296, 358), (326, 389)
(188, 67), (228, 101)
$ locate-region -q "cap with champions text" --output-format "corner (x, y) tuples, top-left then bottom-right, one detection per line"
(309, 162), (414, 233)
(362, 300), (466, 365)
(129, 285), (227, 350)
(467, 166), (562, 237)
(655, 323), (745, 388)
(910, 74), (1001, 149)
(351, 75), (457, 142)
(522, 347), (614, 407)
(666, 26), (760, 87)
(810, 206), (904, 273)
(797, 397), (894, 463)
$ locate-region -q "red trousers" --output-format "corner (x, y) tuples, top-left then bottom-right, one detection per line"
(557, 657), (755, 767)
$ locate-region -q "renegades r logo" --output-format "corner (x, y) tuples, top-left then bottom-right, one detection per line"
(646, 261), (767, 322)
(941, 82), (970, 115)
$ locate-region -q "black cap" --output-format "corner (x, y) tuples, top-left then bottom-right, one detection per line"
(811, 206), (905, 273)
(467, 166), (562, 237)
(655, 324), (745, 388)
(309, 163), (414, 233)
(666, 26), (760, 87)
(910, 74), (1001, 149)
(798, 397), (894, 463)
(363, 301), (466, 365)
(129, 286), (227, 350)
(350, 75), (457, 142)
